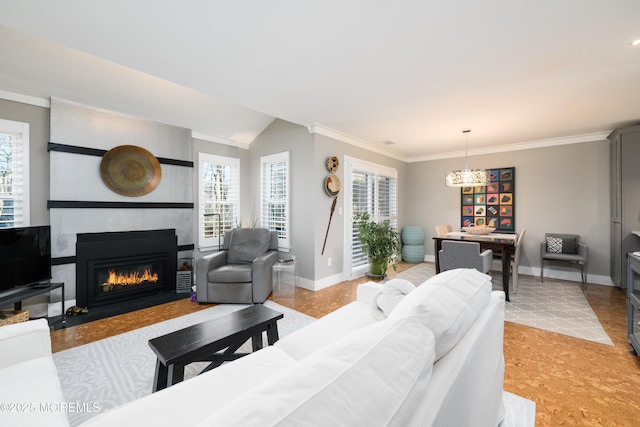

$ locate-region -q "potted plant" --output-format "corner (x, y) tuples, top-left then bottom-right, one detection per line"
(354, 212), (401, 278)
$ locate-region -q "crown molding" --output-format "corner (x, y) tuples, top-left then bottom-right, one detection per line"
(1, 90), (610, 160)
(0, 89), (50, 108)
(406, 131), (612, 163)
(191, 132), (250, 150)
(306, 123), (408, 162)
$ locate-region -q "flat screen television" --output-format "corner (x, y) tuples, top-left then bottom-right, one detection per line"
(0, 225), (51, 293)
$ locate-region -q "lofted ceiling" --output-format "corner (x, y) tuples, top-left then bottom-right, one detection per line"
(0, 0), (639, 161)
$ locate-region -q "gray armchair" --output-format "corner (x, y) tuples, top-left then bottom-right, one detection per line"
(438, 240), (493, 274)
(540, 233), (588, 287)
(196, 228), (279, 304)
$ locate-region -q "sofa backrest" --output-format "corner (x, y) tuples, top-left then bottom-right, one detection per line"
(196, 313), (436, 427)
(388, 268), (492, 361)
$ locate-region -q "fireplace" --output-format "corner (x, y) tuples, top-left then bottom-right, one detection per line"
(76, 229), (177, 309)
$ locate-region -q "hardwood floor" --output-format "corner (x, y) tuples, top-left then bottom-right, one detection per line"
(50, 262), (640, 426)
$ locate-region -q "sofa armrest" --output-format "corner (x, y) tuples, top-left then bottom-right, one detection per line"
(356, 281), (384, 304)
(251, 251), (279, 302)
(578, 243), (588, 260)
(0, 319), (51, 370)
(196, 251), (228, 282)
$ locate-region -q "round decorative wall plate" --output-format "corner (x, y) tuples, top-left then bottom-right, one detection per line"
(100, 145), (161, 197)
(327, 156), (339, 173)
(325, 174), (341, 197)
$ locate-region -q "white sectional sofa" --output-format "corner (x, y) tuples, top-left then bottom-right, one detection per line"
(0, 268), (506, 427)
(0, 318), (68, 426)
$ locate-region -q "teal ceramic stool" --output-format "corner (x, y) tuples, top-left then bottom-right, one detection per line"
(401, 226), (425, 263)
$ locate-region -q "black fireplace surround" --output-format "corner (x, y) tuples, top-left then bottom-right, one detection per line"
(76, 229), (177, 309)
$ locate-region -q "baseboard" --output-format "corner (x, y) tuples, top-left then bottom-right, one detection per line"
(421, 255), (615, 286)
(297, 273), (344, 292)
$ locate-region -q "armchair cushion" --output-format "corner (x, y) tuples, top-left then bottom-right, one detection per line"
(208, 264), (252, 283)
(545, 234), (577, 254)
(227, 228), (271, 264)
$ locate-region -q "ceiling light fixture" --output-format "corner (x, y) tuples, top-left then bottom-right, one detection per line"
(632, 39), (640, 46)
(445, 129), (490, 187)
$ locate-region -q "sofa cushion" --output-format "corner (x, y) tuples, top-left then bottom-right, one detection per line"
(0, 357), (69, 426)
(227, 228), (271, 264)
(388, 268), (492, 361)
(274, 301), (377, 360)
(198, 314), (436, 427)
(207, 264), (252, 283)
(79, 346), (298, 426)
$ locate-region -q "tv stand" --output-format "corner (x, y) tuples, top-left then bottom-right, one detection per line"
(0, 282), (66, 329)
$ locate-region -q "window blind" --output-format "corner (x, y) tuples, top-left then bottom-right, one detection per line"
(0, 120), (29, 227)
(260, 152), (289, 248)
(349, 160), (398, 272)
(198, 153), (240, 250)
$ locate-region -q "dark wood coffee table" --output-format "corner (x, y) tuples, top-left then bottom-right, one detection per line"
(148, 304), (284, 392)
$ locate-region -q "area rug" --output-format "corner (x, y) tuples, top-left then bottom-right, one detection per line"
(53, 301), (316, 426)
(388, 263), (613, 346)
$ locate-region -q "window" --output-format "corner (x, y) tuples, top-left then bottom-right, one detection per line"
(260, 151), (290, 249)
(0, 119), (29, 228)
(345, 157), (398, 277)
(198, 153), (240, 250)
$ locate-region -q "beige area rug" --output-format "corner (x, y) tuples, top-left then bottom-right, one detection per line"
(387, 262), (613, 346)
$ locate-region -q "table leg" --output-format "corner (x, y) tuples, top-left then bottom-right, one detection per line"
(502, 246), (512, 302)
(167, 363), (185, 387)
(152, 359), (168, 392)
(266, 320), (280, 345)
(252, 333), (264, 351)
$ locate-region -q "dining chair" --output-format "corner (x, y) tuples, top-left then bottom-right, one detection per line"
(438, 240), (493, 274)
(511, 228), (526, 292)
(540, 232), (588, 289)
(434, 224), (453, 236)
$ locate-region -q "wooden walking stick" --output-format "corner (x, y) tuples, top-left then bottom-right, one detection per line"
(321, 196), (337, 255)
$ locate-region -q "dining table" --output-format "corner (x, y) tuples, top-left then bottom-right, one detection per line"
(433, 231), (518, 301)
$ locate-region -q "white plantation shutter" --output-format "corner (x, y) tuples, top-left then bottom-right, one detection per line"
(261, 151), (289, 248)
(347, 157), (398, 276)
(199, 153), (240, 250)
(0, 119), (29, 227)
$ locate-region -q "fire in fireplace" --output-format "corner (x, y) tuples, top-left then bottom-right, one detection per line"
(76, 229), (177, 309)
(102, 267), (159, 289)
(98, 264), (160, 294)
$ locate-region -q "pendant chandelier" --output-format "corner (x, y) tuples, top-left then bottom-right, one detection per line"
(445, 129), (489, 187)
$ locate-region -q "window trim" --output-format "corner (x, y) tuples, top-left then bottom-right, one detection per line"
(0, 118), (30, 227)
(260, 151), (290, 249)
(198, 152), (240, 251)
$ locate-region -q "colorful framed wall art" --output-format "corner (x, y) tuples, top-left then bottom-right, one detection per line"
(461, 167), (515, 233)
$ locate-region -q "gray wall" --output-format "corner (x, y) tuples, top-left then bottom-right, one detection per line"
(247, 119), (407, 290)
(248, 120), (316, 284)
(0, 95), (615, 294)
(313, 134), (407, 287)
(191, 137), (251, 260)
(406, 140), (611, 285)
(0, 98), (50, 226)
